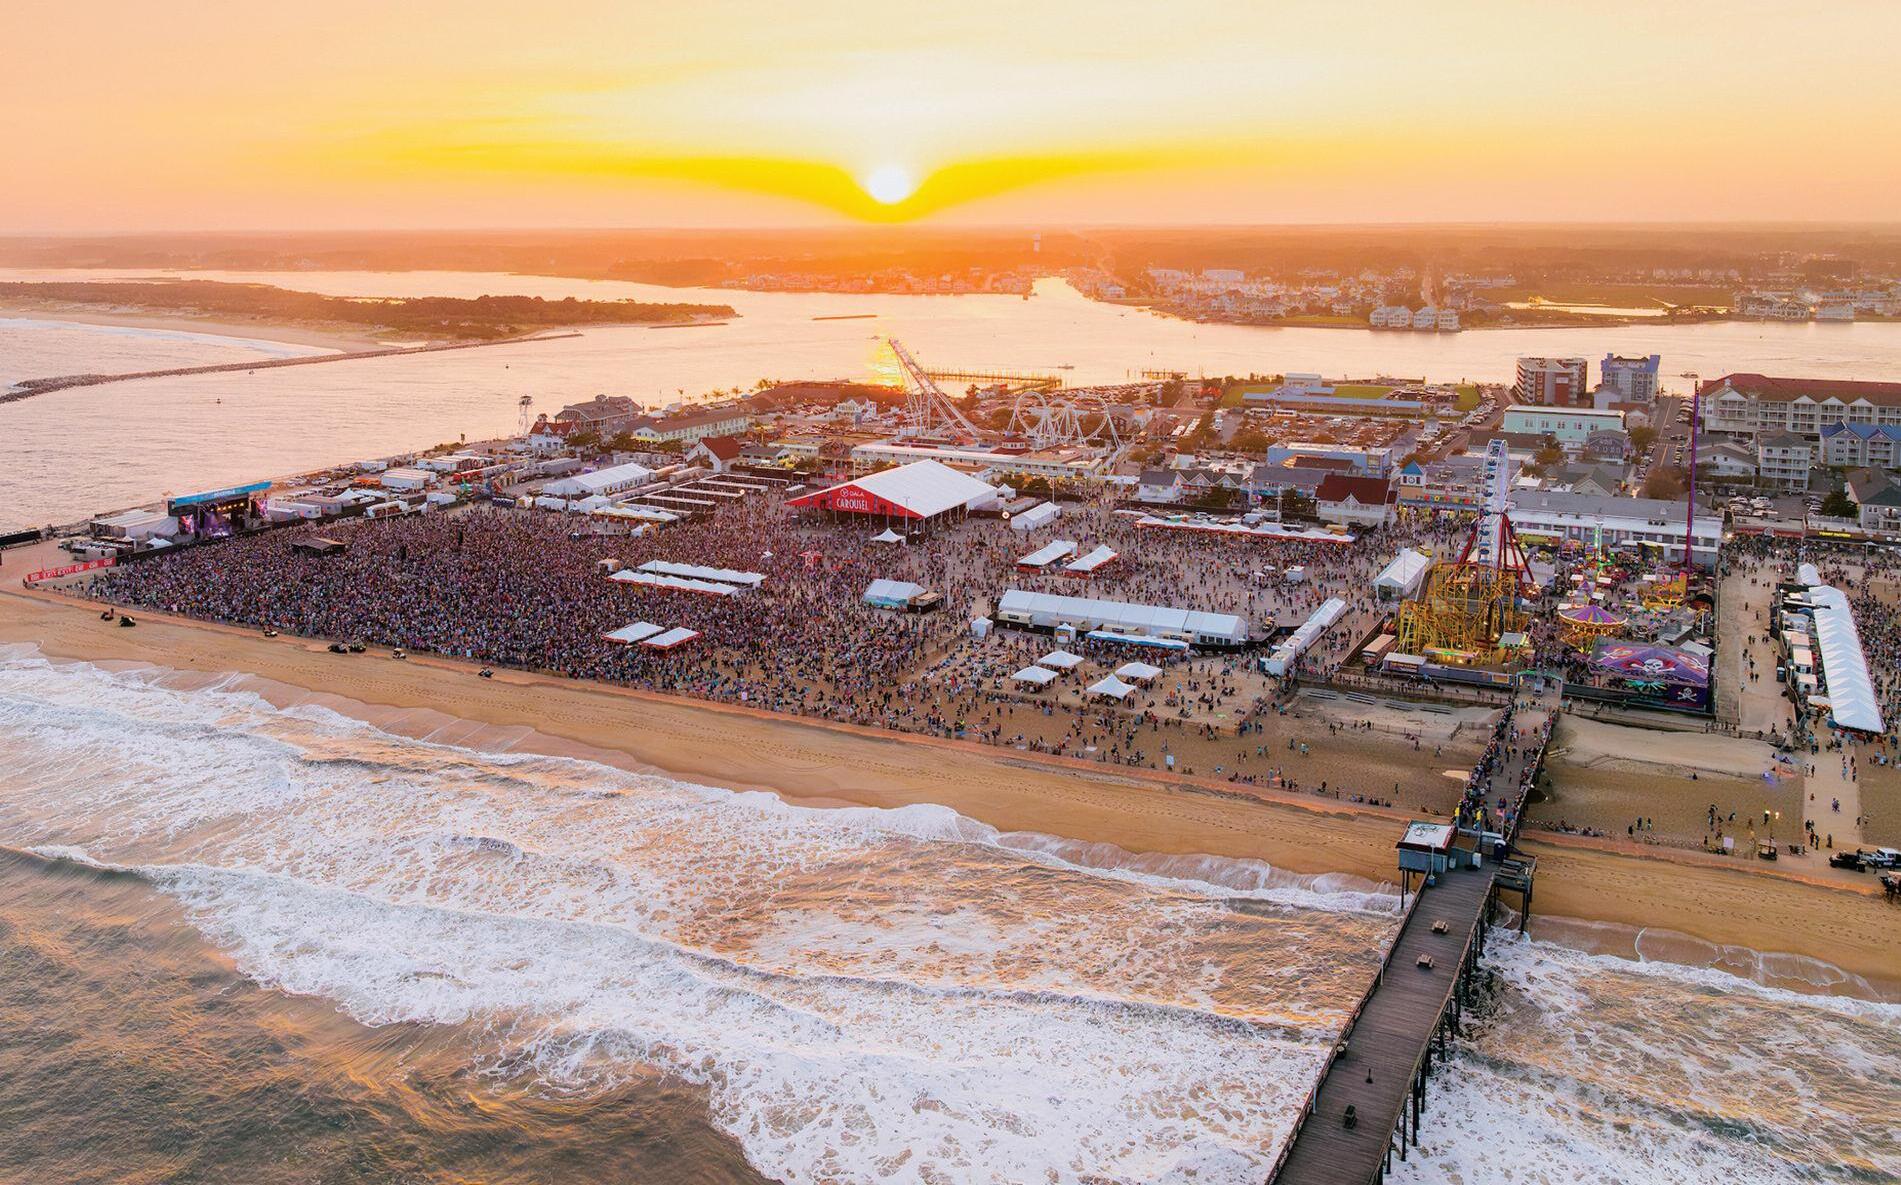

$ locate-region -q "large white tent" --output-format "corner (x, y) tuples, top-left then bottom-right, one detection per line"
(1009, 501), (1061, 532)
(1012, 666), (1059, 686)
(544, 461), (655, 498)
(1087, 674), (1136, 700)
(637, 560), (765, 588)
(1064, 545), (1118, 576)
(611, 570), (743, 596)
(996, 589), (1247, 648)
(1017, 539), (1079, 569)
(1037, 649), (1085, 670)
(788, 460), (998, 522)
(602, 621), (664, 644)
(1264, 597), (1349, 676)
(1803, 584), (1883, 733)
(1374, 548), (1433, 599)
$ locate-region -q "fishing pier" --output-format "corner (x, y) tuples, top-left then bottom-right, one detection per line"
(1267, 699), (1552, 1185)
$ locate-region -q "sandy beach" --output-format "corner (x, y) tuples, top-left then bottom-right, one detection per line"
(0, 301), (384, 352)
(3, 566), (1896, 995)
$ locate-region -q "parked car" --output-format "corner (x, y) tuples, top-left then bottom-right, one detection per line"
(1830, 850), (1864, 870)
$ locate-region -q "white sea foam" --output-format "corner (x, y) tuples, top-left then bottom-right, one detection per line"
(0, 647), (1392, 1184)
(1393, 933), (1901, 1184)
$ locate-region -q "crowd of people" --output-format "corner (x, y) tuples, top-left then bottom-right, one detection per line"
(86, 489), (1492, 810)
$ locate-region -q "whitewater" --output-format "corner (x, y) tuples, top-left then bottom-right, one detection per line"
(0, 646), (1895, 1183)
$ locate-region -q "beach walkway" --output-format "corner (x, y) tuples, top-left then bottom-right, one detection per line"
(1270, 702), (1551, 1185)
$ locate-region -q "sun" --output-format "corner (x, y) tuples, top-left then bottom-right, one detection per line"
(860, 164), (916, 206)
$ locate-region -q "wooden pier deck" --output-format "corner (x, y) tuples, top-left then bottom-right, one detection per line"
(1269, 703), (1552, 1185)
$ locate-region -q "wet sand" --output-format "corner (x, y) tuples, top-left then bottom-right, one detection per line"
(3, 574), (1897, 993)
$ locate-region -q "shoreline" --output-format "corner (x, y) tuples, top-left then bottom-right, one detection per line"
(4, 566), (1897, 995)
(0, 302), (385, 352)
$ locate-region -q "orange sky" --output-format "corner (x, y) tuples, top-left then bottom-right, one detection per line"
(5, 0), (1899, 231)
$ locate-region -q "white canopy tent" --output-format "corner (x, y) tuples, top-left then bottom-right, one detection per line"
(1064, 545), (1118, 575)
(1264, 597), (1349, 676)
(1017, 539), (1079, 569)
(1009, 501), (1061, 532)
(1012, 666), (1059, 686)
(642, 627), (702, 649)
(1086, 674), (1136, 700)
(996, 589), (1247, 648)
(602, 621), (664, 644)
(543, 461), (655, 498)
(1374, 548), (1433, 599)
(1114, 661), (1163, 683)
(1804, 584), (1884, 733)
(871, 528), (906, 544)
(1037, 649), (1085, 670)
(637, 560), (765, 588)
(610, 570), (743, 597)
(864, 578), (927, 609)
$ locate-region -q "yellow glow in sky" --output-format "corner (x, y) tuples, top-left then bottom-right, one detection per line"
(4, 0), (1900, 230)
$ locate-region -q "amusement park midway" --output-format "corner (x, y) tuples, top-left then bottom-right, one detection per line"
(5, 326), (1901, 1185)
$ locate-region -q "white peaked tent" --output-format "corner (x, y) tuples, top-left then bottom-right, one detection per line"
(1374, 548), (1433, 599)
(1114, 661), (1163, 683)
(602, 622), (664, 644)
(1087, 674), (1136, 700)
(871, 528), (906, 544)
(1037, 649), (1085, 670)
(1012, 666), (1059, 686)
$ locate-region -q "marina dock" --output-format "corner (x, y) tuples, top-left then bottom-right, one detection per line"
(1268, 701), (1551, 1185)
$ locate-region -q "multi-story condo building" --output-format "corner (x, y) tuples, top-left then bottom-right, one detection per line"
(1514, 357), (1589, 406)
(1756, 433), (1814, 491)
(1699, 374), (1901, 442)
(1819, 422), (1901, 470)
(1600, 354), (1661, 403)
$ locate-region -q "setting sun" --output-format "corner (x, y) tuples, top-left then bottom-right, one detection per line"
(861, 165), (917, 206)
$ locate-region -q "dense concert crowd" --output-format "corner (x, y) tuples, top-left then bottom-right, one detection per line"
(86, 491), (1489, 802)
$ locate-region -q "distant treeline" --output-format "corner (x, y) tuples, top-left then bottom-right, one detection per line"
(0, 280), (735, 339)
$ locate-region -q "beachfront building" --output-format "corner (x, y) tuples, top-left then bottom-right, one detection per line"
(1514, 357), (1589, 406)
(1601, 354), (1661, 403)
(1506, 490), (1723, 567)
(1314, 474), (1397, 527)
(1699, 374), (1901, 441)
(1756, 434), (1814, 491)
(552, 394), (643, 435)
(632, 408), (752, 446)
(1501, 406), (1625, 451)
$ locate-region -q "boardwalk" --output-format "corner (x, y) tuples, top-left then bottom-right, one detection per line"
(1271, 701), (1552, 1185)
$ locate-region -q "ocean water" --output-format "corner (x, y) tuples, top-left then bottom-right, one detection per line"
(7, 266), (1901, 526)
(0, 645), (1398, 1184)
(1395, 935), (1901, 1184)
(1, 647), (1897, 1182)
